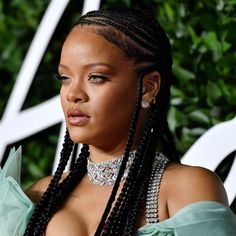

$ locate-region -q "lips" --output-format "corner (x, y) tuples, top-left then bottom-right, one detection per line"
(67, 109), (90, 126)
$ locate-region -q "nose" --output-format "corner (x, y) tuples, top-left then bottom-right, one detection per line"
(66, 82), (88, 103)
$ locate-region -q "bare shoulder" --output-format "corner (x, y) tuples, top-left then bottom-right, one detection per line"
(163, 162), (228, 217)
(25, 175), (53, 203)
(25, 172), (69, 203)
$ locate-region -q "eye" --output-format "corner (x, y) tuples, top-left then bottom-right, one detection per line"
(54, 73), (70, 81)
(88, 75), (108, 83)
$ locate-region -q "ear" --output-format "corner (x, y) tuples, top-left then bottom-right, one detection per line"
(142, 71), (161, 104)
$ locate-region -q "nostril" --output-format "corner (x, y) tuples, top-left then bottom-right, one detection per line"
(65, 85), (89, 103)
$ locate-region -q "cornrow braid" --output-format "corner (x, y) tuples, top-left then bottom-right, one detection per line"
(79, 8), (163, 52)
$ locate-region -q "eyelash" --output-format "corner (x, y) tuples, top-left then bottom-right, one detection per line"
(54, 73), (69, 81)
(54, 73), (108, 83)
(88, 75), (108, 83)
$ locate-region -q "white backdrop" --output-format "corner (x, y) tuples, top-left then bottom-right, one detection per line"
(0, 0), (101, 172)
(0, 0), (235, 204)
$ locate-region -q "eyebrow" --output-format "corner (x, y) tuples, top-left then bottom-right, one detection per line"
(58, 64), (69, 70)
(58, 62), (115, 70)
(85, 62), (115, 69)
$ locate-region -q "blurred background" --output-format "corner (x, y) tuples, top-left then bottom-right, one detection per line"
(0, 0), (235, 211)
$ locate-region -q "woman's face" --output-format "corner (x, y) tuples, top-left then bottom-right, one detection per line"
(59, 26), (139, 151)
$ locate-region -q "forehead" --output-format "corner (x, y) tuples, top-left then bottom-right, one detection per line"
(61, 26), (125, 63)
(59, 26), (138, 74)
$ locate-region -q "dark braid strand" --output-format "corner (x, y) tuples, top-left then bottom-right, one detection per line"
(104, 102), (159, 235)
(34, 144), (89, 235)
(24, 130), (73, 235)
(95, 75), (143, 236)
(100, 77), (144, 235)
(70, 143), (79, 169)
(113, 74), (171, 234)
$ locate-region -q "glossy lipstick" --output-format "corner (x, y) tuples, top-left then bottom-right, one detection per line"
(67, 109), (90, 126)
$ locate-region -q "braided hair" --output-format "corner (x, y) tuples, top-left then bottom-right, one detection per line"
(24, 7), (179, 236)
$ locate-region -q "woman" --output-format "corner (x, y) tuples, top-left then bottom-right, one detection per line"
(1, 7), (236, 236)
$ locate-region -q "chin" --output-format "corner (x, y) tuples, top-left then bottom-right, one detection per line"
(67, 128), (91, 144)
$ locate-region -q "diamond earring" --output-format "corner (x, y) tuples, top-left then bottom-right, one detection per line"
(153, 97), (156, 104)
(141, 101), (150, 109)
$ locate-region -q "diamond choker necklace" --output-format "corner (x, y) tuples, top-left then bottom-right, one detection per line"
(87, 150), (136, 186)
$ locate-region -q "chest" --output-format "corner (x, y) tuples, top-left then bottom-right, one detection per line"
(45, 154), (169, 236)
(45, 190), (167, 235)
(45, 176), (124, 236)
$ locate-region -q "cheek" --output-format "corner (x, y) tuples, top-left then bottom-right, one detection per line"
(92, 85), (137, 122)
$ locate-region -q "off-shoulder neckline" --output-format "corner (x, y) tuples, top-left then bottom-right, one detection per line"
(138, 200), (229, 231)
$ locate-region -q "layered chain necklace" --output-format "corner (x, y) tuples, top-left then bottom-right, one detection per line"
(87, 150), (136, 186)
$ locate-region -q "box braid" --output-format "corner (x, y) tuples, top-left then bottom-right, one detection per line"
(35, 144), (89, 235)
(102, 82), (166, 235)
(24, 136), (89, 235)
(95, 72), (144, 236)
(24, 129), (73, 235)
(24, 7), (179, 236)
(110, 81), (171, 235)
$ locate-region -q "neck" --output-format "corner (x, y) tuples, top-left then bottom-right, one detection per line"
(88, 143), (138, 163)
(88, 128), (142, 162)
(88, 146), (125, 163)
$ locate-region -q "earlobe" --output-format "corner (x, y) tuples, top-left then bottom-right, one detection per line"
(142, 71), (161, 105)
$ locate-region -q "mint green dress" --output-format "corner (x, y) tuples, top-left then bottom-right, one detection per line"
(1, 148), (236, 236)
(137, 201), (236, 235)
(0, 147), (34, 236)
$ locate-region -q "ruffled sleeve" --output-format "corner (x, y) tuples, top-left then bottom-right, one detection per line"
(0, 147), (35, 236)
(138, 201), (236, 236)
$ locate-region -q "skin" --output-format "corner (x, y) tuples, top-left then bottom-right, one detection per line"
(26, 26), (228, 236)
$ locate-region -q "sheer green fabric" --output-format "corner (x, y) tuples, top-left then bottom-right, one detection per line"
(0, 147), (34, 236)
(1, 148), (236, 236)
(138, 201), (236, 235)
